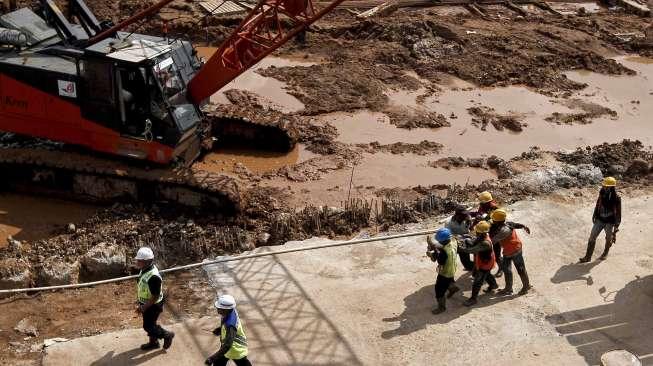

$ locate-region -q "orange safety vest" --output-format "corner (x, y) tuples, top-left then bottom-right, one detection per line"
(474, 235), (495, 271)
(500, 229), (522, 257)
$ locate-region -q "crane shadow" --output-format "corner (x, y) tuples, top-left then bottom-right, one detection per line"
(203, 248), (363, 366)
(546, 275), (653, 365)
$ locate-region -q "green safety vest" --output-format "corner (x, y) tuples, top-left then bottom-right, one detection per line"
(137, 265), (164, 305)
(221, 313), (248, 360)
(438, 237), (458, 278)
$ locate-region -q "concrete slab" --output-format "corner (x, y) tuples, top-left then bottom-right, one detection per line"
(43, 192), (653, 365)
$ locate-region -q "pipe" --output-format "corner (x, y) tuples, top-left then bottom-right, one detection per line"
(0, 228), (440, 294)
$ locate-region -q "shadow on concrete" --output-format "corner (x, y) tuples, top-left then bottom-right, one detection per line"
(89, 348), (166, 366)
(551, 261), (602, 285)
(381, 272), (517, 339)
(204, 248), (363, 366)
(547, 275), (653, 365)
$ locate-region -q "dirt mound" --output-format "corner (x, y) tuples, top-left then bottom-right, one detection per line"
(357, 140), (443, 155)
(385, 109), (450, 129)
(0, 204), (253, 281)
(557, 139), (653, 178)
(258, 62), (414, 114)
(467, 106), (525, 132)
(546, 99), (618, 125)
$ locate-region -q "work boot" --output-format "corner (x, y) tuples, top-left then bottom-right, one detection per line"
(484, 283), (499, 293)
(447, 284), (460, 298)
(498, 271), (513, 296)
(517, 269), (532, 296)
(140, 337), (160, 351)
(464, 287), (480, 307)
(163, 331), (175, 350)
(579, 240), (596, 263)
(431, 297), (446, 315)
(599, 241), (612, 260)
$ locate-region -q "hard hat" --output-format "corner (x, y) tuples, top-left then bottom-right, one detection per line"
(134, 247), (154, 260)
(602, 176), (617, 187)
(454, 204), (469, 214)
(474, 221), (491, 234)
(435, 228), (452, 243)
(491, 208), (507, 222)
(214, 294), (236, 310)
(478, 191), (493, 204)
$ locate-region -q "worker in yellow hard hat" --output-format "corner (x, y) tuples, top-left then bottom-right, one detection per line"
(459, 221), (498, 306)
(579, 177), (621, 263)
(490, 209), (532, 296)
(472, 191), (503, 278)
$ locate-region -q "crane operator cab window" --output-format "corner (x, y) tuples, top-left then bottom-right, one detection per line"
(116, 67), (150, 137)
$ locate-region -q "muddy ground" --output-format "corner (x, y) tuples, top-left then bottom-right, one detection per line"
(1, 0), (653, 363)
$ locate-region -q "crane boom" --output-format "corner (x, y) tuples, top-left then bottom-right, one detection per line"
(187, 0), (346, 104)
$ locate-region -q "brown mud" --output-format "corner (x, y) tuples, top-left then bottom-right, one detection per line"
(467, 106), (525, 132)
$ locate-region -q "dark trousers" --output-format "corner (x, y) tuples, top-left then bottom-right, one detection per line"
(472, 269), (497, 293)
(434, 275), (454, 299)
(493, 242), (503, 272)
(458, 252), (474, 271)
(142, 302), (168, 339)
(212, 355), (253, 366)
(503, 252), (526, 276)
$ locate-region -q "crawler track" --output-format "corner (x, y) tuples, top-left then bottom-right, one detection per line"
(0, 147), (241, 212)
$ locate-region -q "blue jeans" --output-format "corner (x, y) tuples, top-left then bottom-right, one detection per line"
(588, 221), (615, 245)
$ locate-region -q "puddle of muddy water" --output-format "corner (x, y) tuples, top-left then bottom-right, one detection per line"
(196, 144), (316, 174)
(329, 57), (652, 159)
(266, 152), (496, 206)
(624, 56), (653, 65)
(550, 2), (601, 14)
(561, 56), (653, 147)
(195, 47), (313, 113)
(0, 194), (98, 246)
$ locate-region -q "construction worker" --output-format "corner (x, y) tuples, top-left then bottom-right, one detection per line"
(579, 177), (622, 263)
(134, 247), (175, 351)
(460, 221), (498, 307)
(446, 204), (474, 270)
(206, 294), (252, 366)
(426, 228), (459, 314)
(490, 209), (532, 296)
(472, 191), (503, 277)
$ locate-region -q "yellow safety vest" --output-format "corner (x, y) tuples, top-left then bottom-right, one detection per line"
(438, 237), (458, 278)
(137, 265), (164, 304)
(221, 311), (248, 360)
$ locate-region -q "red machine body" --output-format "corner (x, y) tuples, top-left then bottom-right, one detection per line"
(0, 0), (345, 165)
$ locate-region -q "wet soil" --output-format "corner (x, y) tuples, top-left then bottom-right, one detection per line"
(0, 194), (98, 246)
(467, 106), (525, 132)
(0, 270), (215, 365)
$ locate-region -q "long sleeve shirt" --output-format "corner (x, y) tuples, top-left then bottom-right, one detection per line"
(461, 236), (492, 254)
(446, 217), (472, 235)
(490, 222), (527, 244)
(593, 194), (622, 225)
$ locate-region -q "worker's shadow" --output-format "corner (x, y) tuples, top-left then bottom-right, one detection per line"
(89, 347), (166, 366)
(551, 261), (602, 286)
(381, 272), (512, 339)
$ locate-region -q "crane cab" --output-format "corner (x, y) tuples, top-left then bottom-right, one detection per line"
(0, 7), (205, 164)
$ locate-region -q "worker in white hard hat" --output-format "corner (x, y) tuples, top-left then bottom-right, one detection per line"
(134, 247), (175, 351)
(205, 294), (252, 366)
